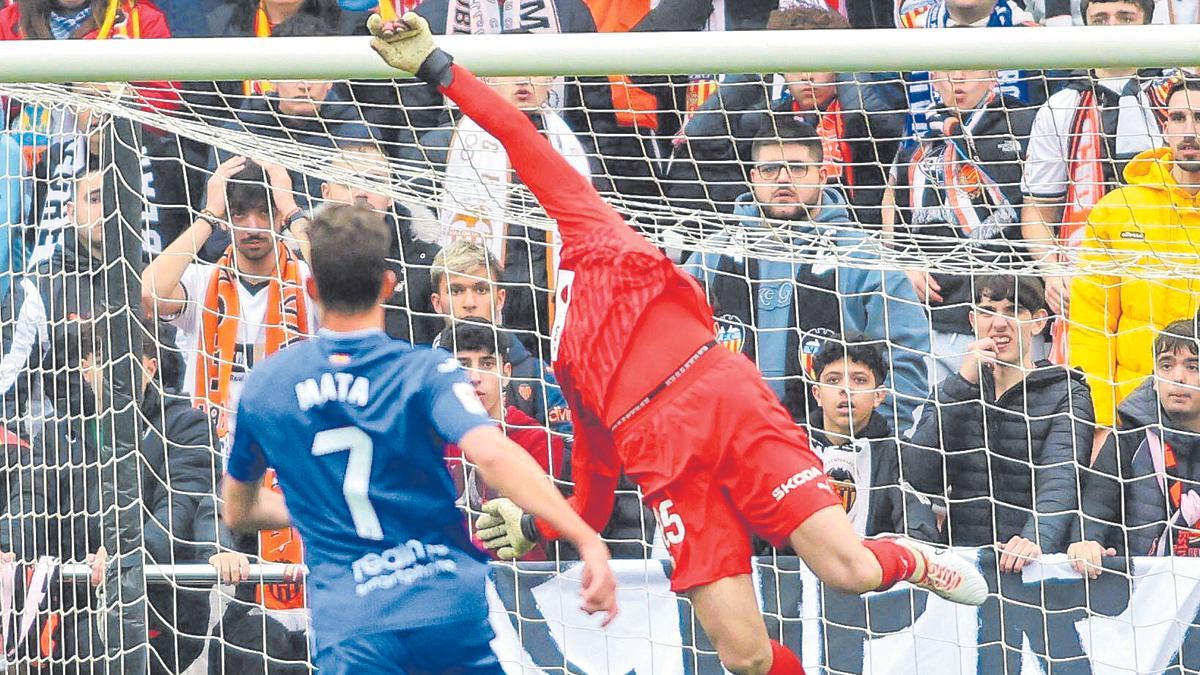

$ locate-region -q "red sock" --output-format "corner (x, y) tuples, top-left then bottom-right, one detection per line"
(767, 640), (804, 675)
(862, 539), (919, 591)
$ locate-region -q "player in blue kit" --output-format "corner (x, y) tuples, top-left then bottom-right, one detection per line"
(220, 204), (618, 675)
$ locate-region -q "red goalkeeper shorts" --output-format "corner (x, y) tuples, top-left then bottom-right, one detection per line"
(613, 346), (841, 593)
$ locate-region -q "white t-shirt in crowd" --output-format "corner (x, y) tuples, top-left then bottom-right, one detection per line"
(168, 261), (316, 454)
(1022, 78), (1162, 200)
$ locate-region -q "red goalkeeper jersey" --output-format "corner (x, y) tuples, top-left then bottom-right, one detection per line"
(438, 65), (717, 537)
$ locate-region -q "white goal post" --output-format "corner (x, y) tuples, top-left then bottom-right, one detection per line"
(2, 24), (1200, 675)
(0, 25), (1198, 81)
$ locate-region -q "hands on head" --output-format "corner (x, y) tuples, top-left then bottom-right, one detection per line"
(204, 155), (298, 229)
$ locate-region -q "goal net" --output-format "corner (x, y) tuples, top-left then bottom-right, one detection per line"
(0, 30), (1198, 675)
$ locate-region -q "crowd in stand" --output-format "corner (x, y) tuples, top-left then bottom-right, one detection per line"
(1, 0), (1200, 672)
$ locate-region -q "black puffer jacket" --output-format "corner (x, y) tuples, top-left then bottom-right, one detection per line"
(1078, 378), (1200, 557)
(0, 419), (102, 562)
(139, 384), (225, 564)
(904, 361), (1093, 550)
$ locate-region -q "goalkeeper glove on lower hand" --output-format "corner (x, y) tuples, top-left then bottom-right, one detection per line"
(475, 498), (539, 560)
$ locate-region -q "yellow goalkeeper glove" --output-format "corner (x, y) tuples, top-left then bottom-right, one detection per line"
(367, 12), (439, 77)
(475, 498), (538, 560)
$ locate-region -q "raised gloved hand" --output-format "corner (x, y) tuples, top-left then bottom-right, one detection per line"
(474, 498), (538, 560)
(367, 12), (438, 76)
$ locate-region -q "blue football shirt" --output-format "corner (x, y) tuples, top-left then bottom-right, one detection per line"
(226, 329), (494, 652)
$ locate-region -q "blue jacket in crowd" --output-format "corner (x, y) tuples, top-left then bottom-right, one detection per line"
(683, 189), (930, 433)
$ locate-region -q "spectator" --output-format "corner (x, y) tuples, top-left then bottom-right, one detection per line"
(208, 0), (361, 39)
(0, 152), (139, 423)
(193, 0), (365, 111)
(1069, 317), (1200, 668)
(317, 144), (442, 344)
(134, 319), (225, 675)
(407, 0), (658, 199)
(206, 13), (375, 260)
(904, 275), (1092, 563)
(666, 6), (905, 223)
(405, 74), (595, 357)
(885, 69), (1036, 381)
(1070, 76), (1200, 433)
(1073, 318), (1200, 566)
(429, 239), (573, 437)
(0, 320), (109, 669)
(1021, 0), (1162, 354)
(27, 83), (200, 266)
(142, 157), (313, 451)
(0, 0), (181, 114)
(141, 156), (314, 674)
(438, 320), (565, 560)
(896, 0), (1043, 137)
(685, 117), (930, 433)
(804, 336), (939, 540)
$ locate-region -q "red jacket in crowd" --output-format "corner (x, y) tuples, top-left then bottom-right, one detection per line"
(445, 405), (567, 561)
(0, 0), (181, 114)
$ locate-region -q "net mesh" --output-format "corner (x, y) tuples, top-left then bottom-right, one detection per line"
(0, 62), (1197, 673)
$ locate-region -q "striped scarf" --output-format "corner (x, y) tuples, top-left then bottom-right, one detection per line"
(242, 2), (278, 97)
(48, 6), (92, 39)
(907, 96), (1016, 239)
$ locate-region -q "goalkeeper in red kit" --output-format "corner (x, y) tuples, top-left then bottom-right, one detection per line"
(369, 15), (987, 675)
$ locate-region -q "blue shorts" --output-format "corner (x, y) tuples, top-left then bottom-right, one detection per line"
(314, 618), (502, 675)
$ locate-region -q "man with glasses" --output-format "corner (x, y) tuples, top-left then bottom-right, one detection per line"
(685, 117), (930, 434)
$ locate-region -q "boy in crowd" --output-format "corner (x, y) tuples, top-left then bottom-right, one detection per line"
(905, 276), (1093, 568)
(1073, 317), (1200, 568)
(805, 336), (939, 541)
(429, 239), (572, 437)
(1069, 316), (1200, 671)
(439, 320), (565, 561)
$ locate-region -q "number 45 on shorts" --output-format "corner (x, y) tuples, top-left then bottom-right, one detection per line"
(655, 500), (685, 545)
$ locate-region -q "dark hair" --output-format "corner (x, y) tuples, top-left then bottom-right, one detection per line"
(16, 0), (110, 40)
(271, 12), (332, 38)
(1080, 0), (1154, 24)
(973, 275), (1046, 314)
(750, 114), (824, 163)
(226, 160), (272, 219)
(437, 319), (511, 363)
(766, 6), (851, 30)
(307, 204), (394, 314)
(226, 0), (345, 35)
(811, 333), (887, 385)
(1155, 317), (1200, 357)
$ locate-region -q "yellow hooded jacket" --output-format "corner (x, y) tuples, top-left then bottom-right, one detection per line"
(1070, 147), (1200, 427)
